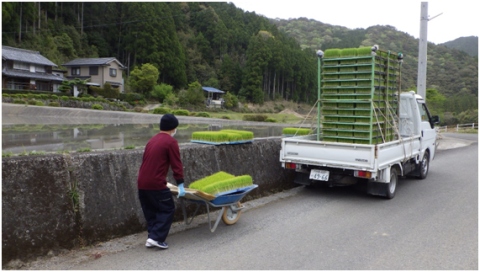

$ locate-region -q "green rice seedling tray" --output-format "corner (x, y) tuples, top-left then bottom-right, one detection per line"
(191, 130), (254, 145)
(323, 130), (337, 136)
(190, 139), (253, 145)
(220, 129), (254, 141)
(201, 175), (253, 195)
(282, 127), (312, 137)
(189, 171), (235, 190)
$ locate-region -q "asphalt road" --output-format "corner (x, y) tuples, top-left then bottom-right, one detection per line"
(20, 133), (478, 270)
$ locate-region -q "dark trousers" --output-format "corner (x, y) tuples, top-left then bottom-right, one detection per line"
(138, 188), (175, 243)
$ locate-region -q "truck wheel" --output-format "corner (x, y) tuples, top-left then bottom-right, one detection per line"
(385, 167), (398, 199)
(222, 202), (242, 225)
(418, 152), (429, 179)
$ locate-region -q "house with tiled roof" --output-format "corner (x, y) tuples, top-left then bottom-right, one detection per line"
(62, 57), (125, 93)
(2, 45), (64, 92)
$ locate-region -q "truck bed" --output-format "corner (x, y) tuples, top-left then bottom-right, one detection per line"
(280, 134), (421, 172)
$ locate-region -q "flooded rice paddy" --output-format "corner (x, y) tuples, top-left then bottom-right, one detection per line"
(2, 122), (288, 154)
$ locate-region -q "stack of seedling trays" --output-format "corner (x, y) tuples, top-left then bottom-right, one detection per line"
(191, 129), (254, 145)
(320, 46), (401, 144)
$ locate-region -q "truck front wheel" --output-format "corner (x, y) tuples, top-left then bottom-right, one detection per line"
(418, 152), (430, 179)
(386, 167), (398, 199)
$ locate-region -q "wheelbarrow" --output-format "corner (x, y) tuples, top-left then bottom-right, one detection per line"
(168, 183), (258, 233)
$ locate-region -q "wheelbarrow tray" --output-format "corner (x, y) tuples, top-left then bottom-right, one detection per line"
(209, 185), (258, 205)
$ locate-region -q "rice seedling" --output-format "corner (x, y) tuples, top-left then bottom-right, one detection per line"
(191, 131), (230, 143)
(220, 130), (254, 141)
(191, 129), (254, 144)
(324, 49), (341, 58)
(341, 48), (357, 57)
(189, 171), (235, 190)
(2, 151), (14, 157)
(201, 175), (253, 195)
(356, 47), (372, 56)
(282, 127), (312, 136)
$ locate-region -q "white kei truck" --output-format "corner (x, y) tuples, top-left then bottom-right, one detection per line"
(279, 46), (440, 199)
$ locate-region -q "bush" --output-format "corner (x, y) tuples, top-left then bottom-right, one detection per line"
(173, 109), (190, 116)
(242, 114), (268, 122)
(13, 99), (26, 104)
(178, 81), (204, 107)
(195, 112), (211, 118)
(121, 92), (146, 106)
(117, 104), (127, 111)
(27, 99), (38, 105)
(163, 93), (178, 106)
(153, 107), (171, 114)
(133, 106), (144, 112)
(91, 104), (103, 110)
(48, 101), (60, 107)
(61, 96), (70, 101)
(265, 117), (277, 122)
(35, 101), (44, 106)
(150, 83), (173, 103)
(223, 92), (239, 109)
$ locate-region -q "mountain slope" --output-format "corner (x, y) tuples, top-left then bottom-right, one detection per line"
(441, 36), (478, 57)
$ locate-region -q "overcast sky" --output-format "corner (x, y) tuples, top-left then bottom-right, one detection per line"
(229, 0), (478, 45)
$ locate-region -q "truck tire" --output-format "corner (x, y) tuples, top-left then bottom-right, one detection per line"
(418, 152), (430, 180)
(385, 167), (398, 199)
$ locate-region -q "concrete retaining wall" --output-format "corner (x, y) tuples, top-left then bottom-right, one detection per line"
(2, 137), (295, 266)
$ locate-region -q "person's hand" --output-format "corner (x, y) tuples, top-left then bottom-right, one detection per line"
(177, 183), (185, 198)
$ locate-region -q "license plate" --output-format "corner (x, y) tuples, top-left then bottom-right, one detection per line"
(309, 169), (330, 181)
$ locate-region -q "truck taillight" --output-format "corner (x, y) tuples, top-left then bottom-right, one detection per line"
(355, 170), (372, 179)
(285, 163), (296, 169)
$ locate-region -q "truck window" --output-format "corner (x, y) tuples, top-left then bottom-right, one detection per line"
(419, 104), (428, 121)
(418, 102), (434, 128)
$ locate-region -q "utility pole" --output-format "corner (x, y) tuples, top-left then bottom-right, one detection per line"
(417, 2), (442, 98)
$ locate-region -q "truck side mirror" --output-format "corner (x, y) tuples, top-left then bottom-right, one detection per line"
(431, 116), (440, 124)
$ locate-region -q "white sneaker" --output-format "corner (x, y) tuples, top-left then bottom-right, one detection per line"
(145, 238), (168, 249)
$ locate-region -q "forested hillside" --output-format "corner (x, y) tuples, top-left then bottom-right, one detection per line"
(2, 2), (477, 123)
(441, 36), (478, 57)
(2, 2), (316, 105)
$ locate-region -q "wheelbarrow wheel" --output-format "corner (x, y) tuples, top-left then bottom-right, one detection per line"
(222, 202), (242, 225)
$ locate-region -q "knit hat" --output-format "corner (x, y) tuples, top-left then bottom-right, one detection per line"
(160, 114), (179, 131)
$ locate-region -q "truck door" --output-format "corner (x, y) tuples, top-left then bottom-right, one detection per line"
(418, 102), (437, 159)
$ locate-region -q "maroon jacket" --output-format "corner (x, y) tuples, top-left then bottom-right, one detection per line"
(137, 132), (184, 190)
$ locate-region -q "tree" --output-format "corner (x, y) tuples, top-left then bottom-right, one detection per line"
(128, 63), (160, 96)
(150, 83), (173, 103)
(223, 91), (239, 109)
(122, 2), (187, 89)
(426, 88), (446, 115)
(58, 78), (89, 96)
(91, 83), (119, 99)
(178, 81), (205, 107)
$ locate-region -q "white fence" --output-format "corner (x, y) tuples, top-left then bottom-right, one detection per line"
(456, 123), (478, 131)
(435, 123), (478, 133)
